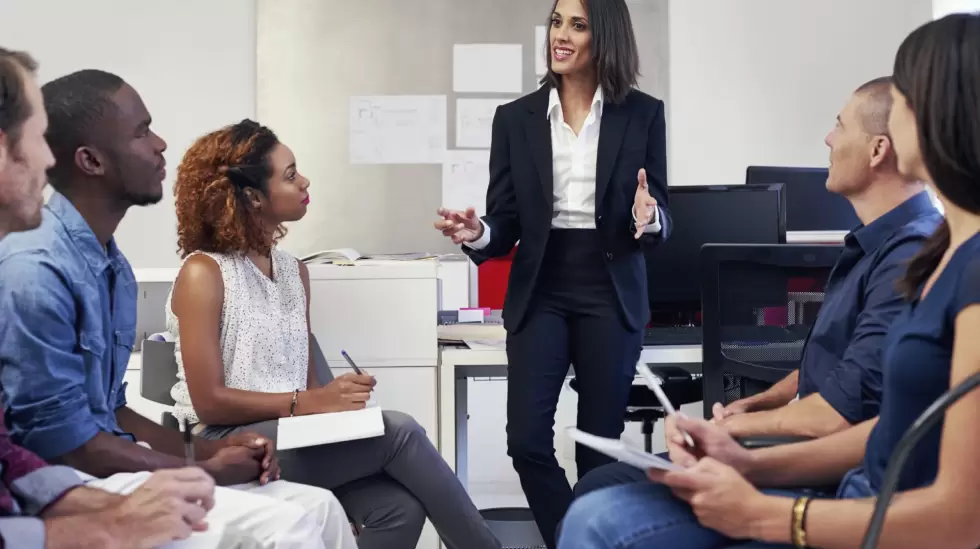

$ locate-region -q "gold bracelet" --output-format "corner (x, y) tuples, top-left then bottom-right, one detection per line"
(791, 496), (811, 548)
(289, 389), (299, 417)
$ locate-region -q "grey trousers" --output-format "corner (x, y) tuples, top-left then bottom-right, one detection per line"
(199, 410), (501, 549)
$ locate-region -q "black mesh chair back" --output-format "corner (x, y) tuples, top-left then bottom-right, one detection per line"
(700, 243), (843, 417)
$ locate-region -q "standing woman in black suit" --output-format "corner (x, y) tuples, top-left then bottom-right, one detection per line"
(433, 0), (670, 545)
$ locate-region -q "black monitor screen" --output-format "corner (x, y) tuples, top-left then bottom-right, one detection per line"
(745, 166), (859, 231)
(646, 184), (786, 317)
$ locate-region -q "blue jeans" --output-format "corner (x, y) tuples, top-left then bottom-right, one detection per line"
(558, 467), (874, 549)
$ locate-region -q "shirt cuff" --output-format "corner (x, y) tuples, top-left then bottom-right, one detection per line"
(0, 517), (46, 549)
(11, 465), (85, 516)
(464, 219), (492, 250)
(632, 205), (663, 234)
(19, 411), (101, 461)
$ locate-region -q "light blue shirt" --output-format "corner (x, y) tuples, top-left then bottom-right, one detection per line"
(0, 191), (137, 460)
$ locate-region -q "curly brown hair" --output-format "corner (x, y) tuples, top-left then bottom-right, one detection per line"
(174, 119), (286, 258)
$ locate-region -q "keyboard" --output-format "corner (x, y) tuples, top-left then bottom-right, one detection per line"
(643, 326), (702, 346)
(643, 325), (806, 346)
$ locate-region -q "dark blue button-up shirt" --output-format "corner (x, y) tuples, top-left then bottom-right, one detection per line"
(796, 191), (942, 424)
(0, 192), (137, 460)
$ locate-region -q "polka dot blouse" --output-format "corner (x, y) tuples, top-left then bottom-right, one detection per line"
(166, 248), (309, 425)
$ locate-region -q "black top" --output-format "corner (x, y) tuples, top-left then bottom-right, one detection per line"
(463, 85), (671, 332)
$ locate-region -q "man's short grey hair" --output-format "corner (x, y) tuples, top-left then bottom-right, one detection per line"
(854, 76), (894, 136)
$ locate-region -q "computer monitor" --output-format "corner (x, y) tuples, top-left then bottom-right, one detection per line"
(745, 166), (859, 231)
(646, 184), (786, 323)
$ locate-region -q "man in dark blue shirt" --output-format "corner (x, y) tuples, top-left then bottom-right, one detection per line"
(570, 77), (943, 505)
(712, 77), (942, 440)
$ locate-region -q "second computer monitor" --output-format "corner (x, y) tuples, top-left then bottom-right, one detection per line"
(646, 184), (786, 319)
(745, 165), (859, 231)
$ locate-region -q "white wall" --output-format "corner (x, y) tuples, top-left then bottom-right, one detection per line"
(667, 0), (932, 187)
(0, 0), (256, 268)
(933, 0), (980, 17)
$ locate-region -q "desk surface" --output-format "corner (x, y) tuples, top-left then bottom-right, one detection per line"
(440, 344), (701, 367)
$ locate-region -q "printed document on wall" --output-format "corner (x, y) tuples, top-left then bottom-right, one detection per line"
(349, 95), (446, 164)
(453, 44), (523, 93)
(535, 26), (548, 76)
(456, 98), (513, 148)
(442, 149), (490, 215)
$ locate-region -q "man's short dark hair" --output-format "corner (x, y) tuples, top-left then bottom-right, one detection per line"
(854, 76), (894, 136)
(41, 69), (125, 188)
(0, 47), (39, 150)
(540, 0), (640, 104)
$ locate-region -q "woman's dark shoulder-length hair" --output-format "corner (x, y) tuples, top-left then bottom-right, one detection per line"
(539, 0), (640, 104)
(894, 13), (980, 298)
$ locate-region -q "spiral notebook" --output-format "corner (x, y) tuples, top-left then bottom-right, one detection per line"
(277, 403), (385, 450)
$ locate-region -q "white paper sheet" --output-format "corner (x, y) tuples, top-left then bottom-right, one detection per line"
(277, 404), (385, 450)
(441, 149), (490, 215)
(453, 44), (523, 93)
(535, 25), (549, 76)
(566, 428), (683, 471)
(349, 95), (446, 164)
(456, 98), (513, 148)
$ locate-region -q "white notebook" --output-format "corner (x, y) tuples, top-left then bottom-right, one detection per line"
(277, 405), (385, 450)
(566, 427), (682, 472)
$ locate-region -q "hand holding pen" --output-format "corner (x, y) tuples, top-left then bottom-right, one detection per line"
(292, 350), (375, 414)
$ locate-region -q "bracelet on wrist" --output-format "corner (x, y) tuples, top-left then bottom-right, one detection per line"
(289, 389), (299, 417)
(791, 496), (811, 548)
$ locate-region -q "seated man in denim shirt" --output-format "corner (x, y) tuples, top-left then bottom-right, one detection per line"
(0, 68), (356, 549)
(0, 46), (259, 549)
(573, 77), (942, 498)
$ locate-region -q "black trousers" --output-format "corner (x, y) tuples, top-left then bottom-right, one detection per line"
(505, 229), (642, 549)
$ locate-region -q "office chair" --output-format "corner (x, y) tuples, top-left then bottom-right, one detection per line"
(139, 334), (336, 430)
(568, 366), (701, 453)
(860, 370), (980, 549)
(699, 243), (843, 447)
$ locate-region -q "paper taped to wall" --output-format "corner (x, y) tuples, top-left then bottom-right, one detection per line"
(441, 149), (490, 215)
(453, 44), (523, 93)
(535, 26), (548, 76)
(349, 95), (447, 164)
(456, 98), (513, 148)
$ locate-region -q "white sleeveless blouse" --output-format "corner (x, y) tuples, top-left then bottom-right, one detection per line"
(166, 248), (309, 425)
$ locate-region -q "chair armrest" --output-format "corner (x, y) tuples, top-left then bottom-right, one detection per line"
(736, 435), (813, 449)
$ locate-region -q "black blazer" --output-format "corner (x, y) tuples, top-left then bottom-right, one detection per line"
(464, 85), (671, 333)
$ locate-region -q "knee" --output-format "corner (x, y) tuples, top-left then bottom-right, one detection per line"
(506, 426), (549, 464)
(280, 484), (348, 525)
(573, 462), (643, 499)
(383, 410), (426, 439)
(558, 492), (616, 549)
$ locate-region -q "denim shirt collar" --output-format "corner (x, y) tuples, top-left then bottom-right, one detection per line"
(46, 191), (121, 278)
(847, 191), (937, 254)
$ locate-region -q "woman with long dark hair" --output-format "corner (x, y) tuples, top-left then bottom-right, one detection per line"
(559, 12), (980, 549)
(434, 0), (670, 545)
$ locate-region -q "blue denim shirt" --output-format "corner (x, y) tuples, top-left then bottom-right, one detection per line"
(796, 191), (942, 424)
(0, 192), (137, 460)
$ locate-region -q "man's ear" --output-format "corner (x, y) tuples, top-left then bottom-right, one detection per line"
(75, 146), (105, 177)
(868, 135), (893, 170)
(0, 130), (9, 170)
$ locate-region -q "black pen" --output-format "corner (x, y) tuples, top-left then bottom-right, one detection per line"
(181, 417), (195, 465)
(340, 350), (363, 375)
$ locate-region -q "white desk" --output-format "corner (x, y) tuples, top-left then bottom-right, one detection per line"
(437, 344), (701, 488)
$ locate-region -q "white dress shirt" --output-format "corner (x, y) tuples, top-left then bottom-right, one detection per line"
(468, 86), (660, 250)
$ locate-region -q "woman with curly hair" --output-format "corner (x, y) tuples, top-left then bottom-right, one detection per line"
(166, 119), (501, 549)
